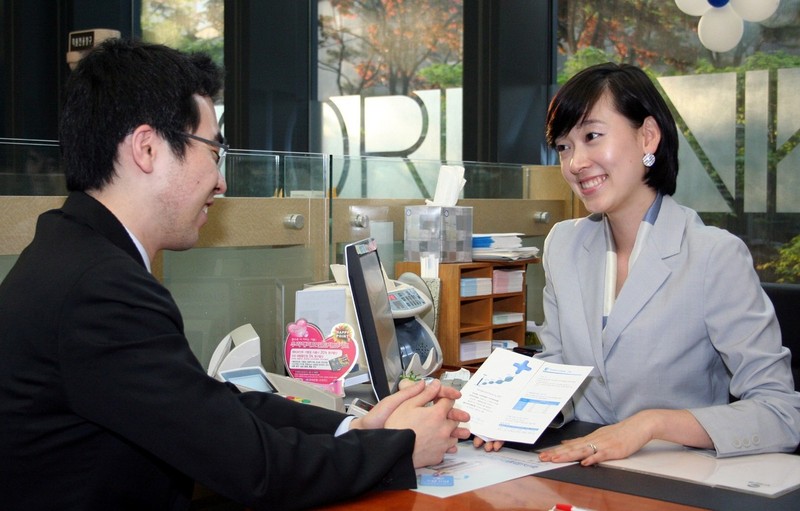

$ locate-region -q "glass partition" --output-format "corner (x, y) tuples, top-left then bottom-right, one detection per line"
(161, 150), (329, 373)
(224, 149), (328, 199)
(166, 149), (553, 371)
(0, 142), (568, 344)
(0, 138), (66, 195)
(162, 245), (316, 373)
(331, 155), (526, 200)
(328, 155), (560, 328)
(0, 144), (332, 374)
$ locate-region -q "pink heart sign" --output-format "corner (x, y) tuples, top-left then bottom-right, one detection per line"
(284, 320), (359, 396)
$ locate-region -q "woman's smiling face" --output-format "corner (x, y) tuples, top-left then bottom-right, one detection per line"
(554, 92), (658, 220)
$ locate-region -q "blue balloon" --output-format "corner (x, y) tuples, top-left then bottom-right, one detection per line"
(708, 0), (729, 7)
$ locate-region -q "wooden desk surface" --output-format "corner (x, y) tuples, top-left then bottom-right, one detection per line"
(313, 473), (706, 511)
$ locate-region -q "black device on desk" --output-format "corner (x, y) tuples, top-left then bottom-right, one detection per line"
(387, 276), (443, 376)
(513, 346), (542, 357)
(345, 238), (405, 401)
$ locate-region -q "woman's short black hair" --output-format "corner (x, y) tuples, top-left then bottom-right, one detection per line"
(59, 38), (224, 192)
(545, 63), (679, 196)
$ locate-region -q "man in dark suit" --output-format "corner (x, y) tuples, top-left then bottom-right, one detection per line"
(0, 38), (469, 510)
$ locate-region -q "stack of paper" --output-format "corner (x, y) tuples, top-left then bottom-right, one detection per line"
(472, 233), (523, 249)
(491, 339), (518, 351)
(493, 269), (524, 293)
(473, 246), (540, 261)
(460, 277), (492, 297)
(492, 311), (524, 325)
(460, 340), (492, 360)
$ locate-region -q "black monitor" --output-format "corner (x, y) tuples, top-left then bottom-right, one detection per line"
(345, 238), (404, 401)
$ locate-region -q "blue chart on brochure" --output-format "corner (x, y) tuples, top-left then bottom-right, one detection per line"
(455, 348), (592, 444)
(414, 349), (591, 498)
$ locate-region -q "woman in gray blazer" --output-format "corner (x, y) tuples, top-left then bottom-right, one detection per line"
(478, 62), (800, 465)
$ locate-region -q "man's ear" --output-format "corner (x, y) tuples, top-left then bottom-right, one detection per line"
(130, 125), (158, 174)
(642, 116), (661, 154)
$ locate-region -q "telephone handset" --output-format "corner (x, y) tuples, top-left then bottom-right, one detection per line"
(386, 274), (442, 378)
(387, 283), (432, 318)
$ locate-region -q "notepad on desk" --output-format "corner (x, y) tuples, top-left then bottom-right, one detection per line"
(600, 439), (800, 497)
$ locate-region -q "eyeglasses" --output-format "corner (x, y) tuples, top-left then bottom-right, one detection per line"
(182, 132), (229, 168)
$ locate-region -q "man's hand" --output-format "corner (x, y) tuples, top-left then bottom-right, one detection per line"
(350, 380), (470, 468)
(473, 437), (505, 452)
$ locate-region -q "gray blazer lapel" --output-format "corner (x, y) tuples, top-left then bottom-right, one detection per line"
(577, 221), (608, 370)
(601, 196), (683, 357)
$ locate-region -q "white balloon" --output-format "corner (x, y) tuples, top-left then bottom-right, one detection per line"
(698, 6), (744, 52)
(730, 0), (780, 22)
(675, 0), (712, 17)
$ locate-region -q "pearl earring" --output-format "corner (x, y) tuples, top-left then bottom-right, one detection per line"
(643, 153), (655, 168)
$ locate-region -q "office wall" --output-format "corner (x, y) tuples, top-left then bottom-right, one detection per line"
(462, 0), (557, 166)
(0, 0), (140, 141)
(0, 1), (62, 140)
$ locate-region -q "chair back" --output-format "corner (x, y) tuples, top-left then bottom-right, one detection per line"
(762, 283), (800, 392)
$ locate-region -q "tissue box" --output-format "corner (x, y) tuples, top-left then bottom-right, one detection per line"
(404, 206), (473, 262)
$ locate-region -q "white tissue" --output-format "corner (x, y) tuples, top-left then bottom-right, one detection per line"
(425, 165), (466, 206)
(419, 253), (439, 279)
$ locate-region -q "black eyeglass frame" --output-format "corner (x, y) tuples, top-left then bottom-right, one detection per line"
(182, 132), (229, 167)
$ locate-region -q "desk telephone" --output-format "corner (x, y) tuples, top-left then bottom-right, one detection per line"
(386, 285), (429, 318)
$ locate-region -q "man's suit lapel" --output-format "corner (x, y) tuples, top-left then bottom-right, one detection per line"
(61, 191), (148, 269)
(601, 196), (684, 357)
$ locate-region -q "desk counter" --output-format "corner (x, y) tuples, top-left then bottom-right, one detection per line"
(314, 421), (800, 511)
(313, 472), (704, 510)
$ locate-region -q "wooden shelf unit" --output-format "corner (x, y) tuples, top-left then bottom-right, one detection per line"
(396, 258), (538, 367)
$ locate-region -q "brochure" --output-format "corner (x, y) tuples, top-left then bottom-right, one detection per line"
(456, 348), (592, 444)
(414, 440), (573, 498)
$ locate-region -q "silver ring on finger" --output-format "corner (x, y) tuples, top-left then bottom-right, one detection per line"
(588, 442), (598, 455)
